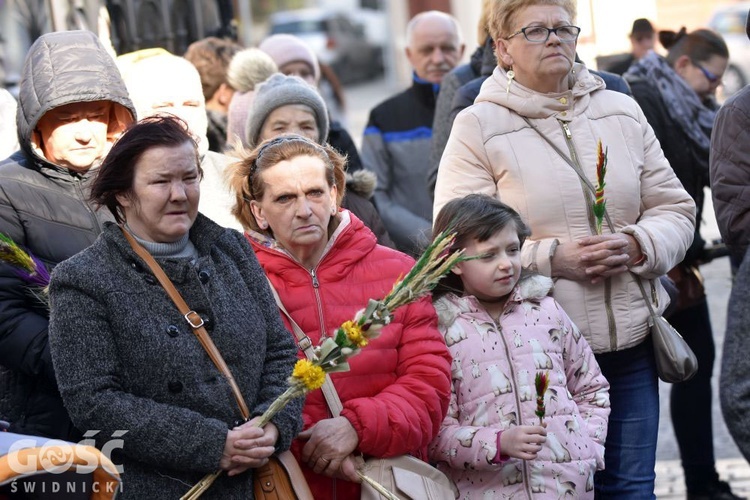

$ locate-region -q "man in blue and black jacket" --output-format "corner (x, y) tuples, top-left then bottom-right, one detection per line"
(361, 10), (464, 257)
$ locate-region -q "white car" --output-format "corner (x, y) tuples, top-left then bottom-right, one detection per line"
(708, 2), (750, 98)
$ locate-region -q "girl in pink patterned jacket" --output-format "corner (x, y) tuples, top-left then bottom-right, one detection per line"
(428, 194), (610, 499)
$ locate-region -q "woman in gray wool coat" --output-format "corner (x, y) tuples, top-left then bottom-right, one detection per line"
(47, 116), (302, 499)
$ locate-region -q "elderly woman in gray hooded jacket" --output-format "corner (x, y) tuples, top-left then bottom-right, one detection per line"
(48, 116), (302, 499)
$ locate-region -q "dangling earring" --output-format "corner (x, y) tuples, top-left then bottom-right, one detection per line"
(506, 68), (515, 98)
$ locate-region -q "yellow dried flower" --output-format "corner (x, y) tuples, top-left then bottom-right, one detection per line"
(342, 320), (368, 348)
(292, 359), (326, 390)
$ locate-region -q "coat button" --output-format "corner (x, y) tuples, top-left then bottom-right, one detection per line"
(166, 325), (179, 337)
(168, 381), (183, 393)
(198, 270), (210, 284)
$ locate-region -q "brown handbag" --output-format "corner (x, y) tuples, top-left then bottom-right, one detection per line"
(666, 263), (706, 312)
(120, 227), (313, 500)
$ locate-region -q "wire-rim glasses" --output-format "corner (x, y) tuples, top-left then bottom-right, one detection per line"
(505, 25), (581, 43)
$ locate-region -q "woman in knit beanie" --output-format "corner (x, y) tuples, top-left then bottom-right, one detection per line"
(245, 73), (329, 149)
(258, 33), (357, 169)
(258, 34), (321, 85)
(243, 73), (394, 248)
(226, 48), (278, 148)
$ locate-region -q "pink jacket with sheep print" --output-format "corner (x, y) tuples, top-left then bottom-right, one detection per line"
(428, 275), (610, 499)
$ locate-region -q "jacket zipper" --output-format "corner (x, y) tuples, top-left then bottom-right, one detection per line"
(75, 177), (101, 233)
(650, 279), (658, 307)
(558, 120), (618, 350)
(310, 265), (339, 499)
(494, 316), (533, 499)
(310, 268), (328, 338)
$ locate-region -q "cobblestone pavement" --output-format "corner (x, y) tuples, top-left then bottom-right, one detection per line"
(344, 77), (749, 499)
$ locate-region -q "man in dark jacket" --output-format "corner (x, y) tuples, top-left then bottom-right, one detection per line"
(0, 30), (135, 441)
(361, 11), (464, 256)
(606, 18), (656, 76)
(710, 14), (750, 274)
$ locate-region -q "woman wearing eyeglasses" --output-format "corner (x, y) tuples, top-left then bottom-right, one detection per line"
(433, 1), (696, 497)
(624, 29), (740, 500)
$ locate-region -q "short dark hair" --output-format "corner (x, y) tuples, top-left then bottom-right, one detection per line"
(90, 115), (201, 224)
(432, 194), (531, 297)
(630, 18), (654, 39)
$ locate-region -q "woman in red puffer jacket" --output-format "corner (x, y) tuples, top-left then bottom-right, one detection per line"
(229, 134), (452, 499)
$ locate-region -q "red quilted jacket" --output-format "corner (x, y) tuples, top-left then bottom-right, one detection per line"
(248, 211), (451, 499)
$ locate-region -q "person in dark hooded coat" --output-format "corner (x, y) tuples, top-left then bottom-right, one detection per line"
(0, 30), (135, 441)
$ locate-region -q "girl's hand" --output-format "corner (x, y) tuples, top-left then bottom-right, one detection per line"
(500, 425), (547, 461)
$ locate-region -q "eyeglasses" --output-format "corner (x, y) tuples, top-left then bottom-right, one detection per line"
(505, 25), (581, 43)
(691, 60), (721, 84)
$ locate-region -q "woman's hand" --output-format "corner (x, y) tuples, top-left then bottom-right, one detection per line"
(299, 416), (360, 481)
(220, 418), (279, 476)
(500, 425), (547, 461)
(552, 234), (642, 284)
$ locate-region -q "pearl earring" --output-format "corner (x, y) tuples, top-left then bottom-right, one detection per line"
(259, 221), (268, 230)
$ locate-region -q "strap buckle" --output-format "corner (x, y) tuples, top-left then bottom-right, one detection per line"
(184, 310), (204, 329)
(298, 335), (312, 351)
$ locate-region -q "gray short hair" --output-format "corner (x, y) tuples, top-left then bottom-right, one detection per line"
(406, 10), (463, 48)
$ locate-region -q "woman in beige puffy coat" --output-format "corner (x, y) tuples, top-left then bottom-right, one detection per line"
(433, 1), (695, 497)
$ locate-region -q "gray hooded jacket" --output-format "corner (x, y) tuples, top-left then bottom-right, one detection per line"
(0, 30), (135, 439)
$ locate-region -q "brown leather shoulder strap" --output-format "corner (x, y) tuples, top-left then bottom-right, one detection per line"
(120, 226), (250, 421)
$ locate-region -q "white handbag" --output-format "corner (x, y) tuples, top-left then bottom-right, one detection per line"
(267, 280), (455, 500)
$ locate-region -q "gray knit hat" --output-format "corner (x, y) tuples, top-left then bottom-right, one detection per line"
(245, 73), (329, 148)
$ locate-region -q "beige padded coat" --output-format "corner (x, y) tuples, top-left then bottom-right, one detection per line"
(434, 63), (696, 353)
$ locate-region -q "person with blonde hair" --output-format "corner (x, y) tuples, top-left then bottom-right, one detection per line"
(434, 0), (696, 496)
(225, 47), (278, 148)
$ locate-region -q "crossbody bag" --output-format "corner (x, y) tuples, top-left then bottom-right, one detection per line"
(120, 227), (313, 499)
(519, 119), (697, 382)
